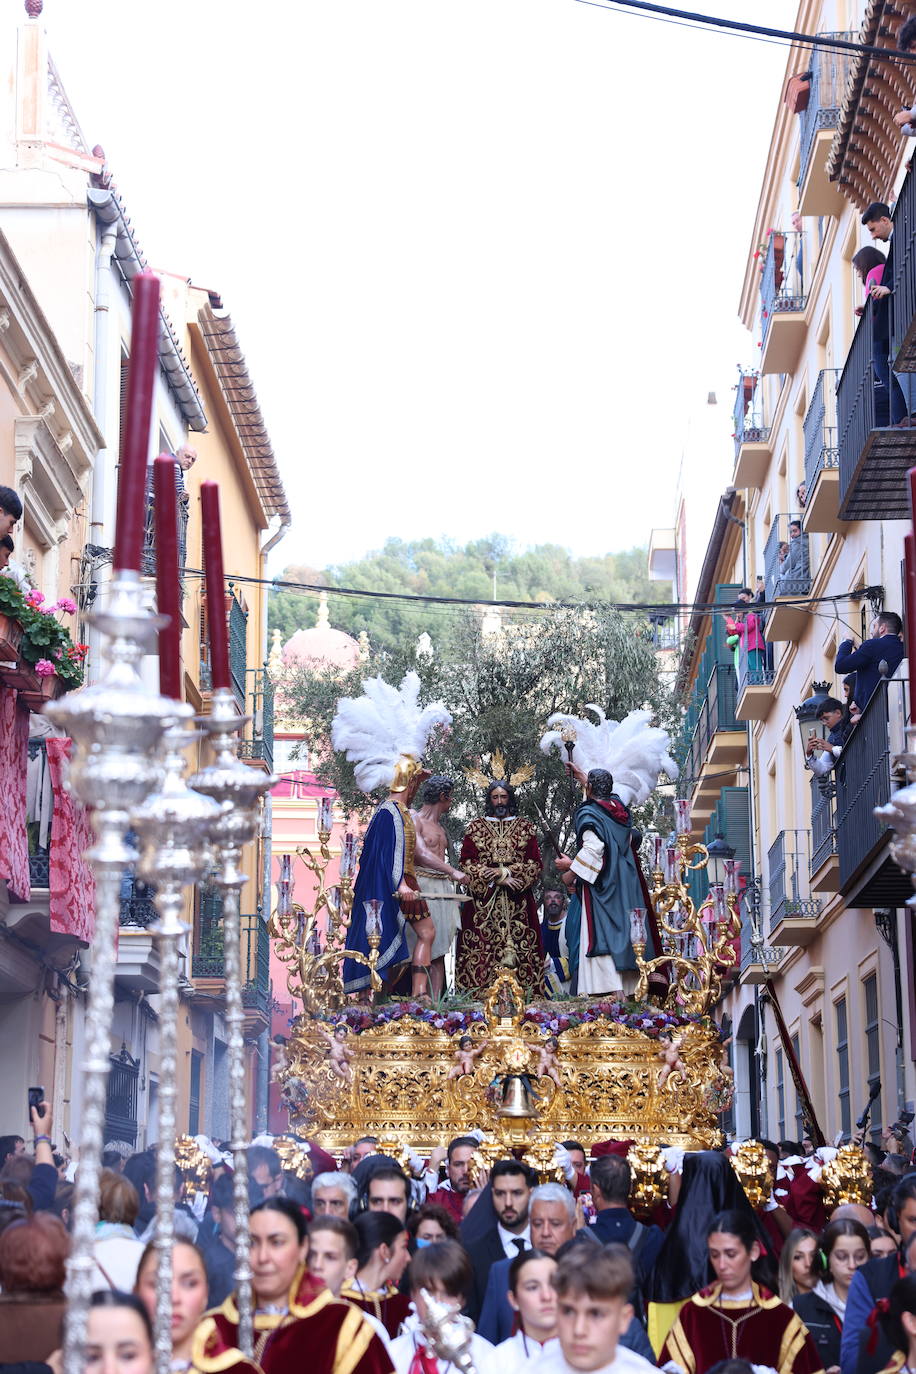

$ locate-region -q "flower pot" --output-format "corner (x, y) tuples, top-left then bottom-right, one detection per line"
(19, 670), (66, 712)
(0, 613), (24, 687)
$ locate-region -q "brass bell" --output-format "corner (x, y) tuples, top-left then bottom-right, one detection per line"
(497, 1074), (537, 1118)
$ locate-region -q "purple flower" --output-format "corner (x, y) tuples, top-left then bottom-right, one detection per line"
(56, 596), (77, 615)
(34, 658), (56, 677)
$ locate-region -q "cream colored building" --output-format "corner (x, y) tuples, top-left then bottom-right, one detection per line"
(666, 0), (916, 1144)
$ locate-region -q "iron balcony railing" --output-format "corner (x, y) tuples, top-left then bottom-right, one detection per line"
(119, 876), (158, 928)
(736, 627), (773, 697)
(192, 892), (271, 1016)
(768, 829), (820, 937)
(760, 230), (806, 351)
(835, 677), (907, 893)
(105, 1045), (140, 1147)
(733, 367), (769, 456)
(838, 300), (881, 500)
(763, 512), (810, 613)
(142, 467), (190, 590)
(228, 590), (248, 707)
(685, 664), (739, 790)
(803, 368), (841, 496)
(810, 775), (837, 875)
(238, 667), (275, 771)
(797, 36), (857, 192)
(26, 738), (51, 888)
(890, 155), (916, 368)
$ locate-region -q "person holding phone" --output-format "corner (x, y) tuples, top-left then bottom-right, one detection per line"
(19, 1090), (58, 1213)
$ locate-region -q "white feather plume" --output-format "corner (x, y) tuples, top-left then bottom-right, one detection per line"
(539, 706), (678, 807)
(331, 671), (452, 793)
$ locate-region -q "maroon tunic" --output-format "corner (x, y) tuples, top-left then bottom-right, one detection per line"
(660, 1282), (826, 1374)
(455, 816), (544, 997)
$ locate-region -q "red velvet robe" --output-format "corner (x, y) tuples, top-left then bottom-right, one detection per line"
(340, 1279), (412, 1339)
(455, 816), (544, 997)
(426, 1187), (466, 1226)
(660, 1283), (825, 1374)
(204, 1267), (393, 1374)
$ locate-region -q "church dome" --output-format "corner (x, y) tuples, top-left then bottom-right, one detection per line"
(282, 591), (360, 670)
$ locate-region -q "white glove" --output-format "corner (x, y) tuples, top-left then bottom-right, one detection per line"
(661, 1146), (684, 1175)
(761, 1194), (779, 1212)
(552, 1144), (576, 1182)
(190, 1190), (209, 1221)
(250, 1133), (274, 1148)
(407, 1151), (425, 1176)
(194, 1134), (224, 1165)
(467, 1129), (485, 1144)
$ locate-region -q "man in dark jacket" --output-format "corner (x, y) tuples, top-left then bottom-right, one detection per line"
(835, 612), (905, 711)
(840, 1176), (916, 1374)
(586, 1154), (664, 1309)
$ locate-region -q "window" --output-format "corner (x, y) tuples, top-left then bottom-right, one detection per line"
(836, 997), (851, 1136)
(776, 1048), (786, 1139)
(792, 1032), (804, 1140)
(864, 974), (882, 1140)
(189, 1049), (202, 1136)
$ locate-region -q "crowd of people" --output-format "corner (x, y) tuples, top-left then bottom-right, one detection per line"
(2, 1099), (916, 1374)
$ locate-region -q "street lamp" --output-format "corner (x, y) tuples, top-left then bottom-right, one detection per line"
(706, 832), (735, 887)
(794, 680), (832, 755)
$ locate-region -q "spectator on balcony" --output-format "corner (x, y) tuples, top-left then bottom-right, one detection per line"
(836, 612), (905, 711)
(893, 17), (916, 131)
(805, 697), (852, 778)
(725, 598), (765, 683)
(781, 520), (809, 588)
(859, 207), (910, 426)
(841, 675), (861, 727)
(0, 485), (22, 540)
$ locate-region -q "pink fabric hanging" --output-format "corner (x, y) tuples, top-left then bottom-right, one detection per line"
(0, 686), (30, 900)
(46, 736), (96, 944)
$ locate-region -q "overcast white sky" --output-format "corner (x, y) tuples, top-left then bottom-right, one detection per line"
(34, 0), (797, 571)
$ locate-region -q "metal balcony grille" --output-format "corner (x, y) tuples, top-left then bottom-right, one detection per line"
(228, 592), (248, 706)
(803, 368), (841, 494)
(810, 775), (837, 875)
(685, 664), (739, 790)
(767, 829), (820, 937)
(105, 1045), (140, 1146)
(238, 667), (275, 771)
(797, 36), (857, 191)
(760, 231), (806, 350)
(763, 513), (810, 630)
(733, 368), (769, 455)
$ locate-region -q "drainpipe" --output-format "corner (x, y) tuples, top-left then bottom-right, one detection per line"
(86, 224), (118, 678)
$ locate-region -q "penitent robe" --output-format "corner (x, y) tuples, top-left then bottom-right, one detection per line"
(204, 1267), (393, 1374)
(659, 1282), (825, 1374)
(455, 815), (544, 997)
(565, 796), (650, 995)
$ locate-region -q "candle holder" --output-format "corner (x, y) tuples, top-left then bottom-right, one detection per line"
(132, 716), (221, 1374)
(45, 571), (175, 1374)
(190, 687), (277, 1356)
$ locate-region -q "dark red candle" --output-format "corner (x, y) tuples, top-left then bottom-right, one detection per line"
(113, 271), (161, 572)
(200, 481), (230, 691)
(153, 455), (182, 699)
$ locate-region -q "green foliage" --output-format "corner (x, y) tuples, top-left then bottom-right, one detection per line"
(281, 603), (680, 876)
(268, 537), (670, 654)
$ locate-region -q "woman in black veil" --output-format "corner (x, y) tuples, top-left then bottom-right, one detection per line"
(644, 1151), (776, 1352)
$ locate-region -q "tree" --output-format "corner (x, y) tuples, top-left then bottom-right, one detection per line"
(280, 603), (679, 877)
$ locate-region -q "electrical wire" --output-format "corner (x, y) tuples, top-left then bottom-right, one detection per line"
(574, 0), (916, 67)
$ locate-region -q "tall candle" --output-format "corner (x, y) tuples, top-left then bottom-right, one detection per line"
(200, 481), (230, 691)
(907, 469), (916, 716)
(153, 456), (181, 699)
(113, 271), (161, 572)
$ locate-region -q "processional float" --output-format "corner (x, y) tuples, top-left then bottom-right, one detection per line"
(51, 275), (275, 1373)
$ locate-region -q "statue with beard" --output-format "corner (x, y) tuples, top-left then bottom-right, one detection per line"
(455, 776), (545, 998)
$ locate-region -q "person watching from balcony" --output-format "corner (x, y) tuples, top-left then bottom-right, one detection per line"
(858, 208), (910, 427)
(796, 482), (807, 509)
(0, 484), (22, 540)
(805, 697), (853, 777)
(835, 612), (905, 711)
(0, 534), (30, 591)
(841, 675), (862, 727)
(785, 520), (809, 581)
(893, 17), (916, 133)
(725, 596), (765, 683)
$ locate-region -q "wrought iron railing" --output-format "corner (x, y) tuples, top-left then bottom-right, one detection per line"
(838, 300), (880, 498)
(760, 231), (806, 351)
(835, 678), (906, 891)
(810, 775), (837, 875)
(733, 367), (769, 456)
(238, 667), (274, 770)
(141, 467), (190, 590)
(685, 664), (739, 790)
(119, 878), (158, 928)
(105, 1044), (140, 1146)
(768, 829), (820, 936)
(736, 629), (773, 697)
(26, 739), (51, 888)
(804, 368), (841, 495)
(890, 156), (916, 367)
(192, 894), (271, 1017)
(763, 513), (810, 609)
(228, 590), (248, 707)
(797, 36), (857, 192)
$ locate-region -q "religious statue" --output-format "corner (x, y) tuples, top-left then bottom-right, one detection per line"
(656, 1032), (688, 1089)
(535, 1034), (563, 1089)
(455, 758), (545, 998)
(409, 775), (467, 998)
(318, 1024), (355, 1082)
(331, 672), (451, 1001)
(540, 707), (677, 997)
(540, 885), (570, 998)
(447, 1035), (491, 1080)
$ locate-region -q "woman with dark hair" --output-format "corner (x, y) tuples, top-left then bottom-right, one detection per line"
(135, 1238), (259, 1374)
(644, 1151), (774, 1350)
(84, 1290), (155, 1374)
(408, 1202), (459, 1244)
(793, 1219), (870, 1373)
(0, 1212), (69, 1364)
(851, 245), (907, 427)
(878, 1273), (916, 1374)
(205, 1198), (391, 1373)
(778, 1227), (818, 1304)
(659, 1209), (823, 1374)
(341, 1210), (411, 1337)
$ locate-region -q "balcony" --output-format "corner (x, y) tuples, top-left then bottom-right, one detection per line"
(809, 775), (839, 893)
(238, 667), (274, 773)
(732, 367), (771, 488)
(763, 514), (811, 640)
(142, 468), (190, 593)
(739, 910), (782, 986)
(192, 890), (271, 1034)
(685, 664), (745, 815)
(837, 300), (916, 521)
(835, 676), (912, 908)
(796, 37), (857, 217)
(890, 157), (916, 372)
(768, 829), (821, 946)
(759, 231), (806, 375)
(803, 368), (843, 533)
(735, 635), (774, 722)
(116, 867), (160, 991)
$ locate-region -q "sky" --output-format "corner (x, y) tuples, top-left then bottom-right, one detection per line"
(32, 0), (798, 572)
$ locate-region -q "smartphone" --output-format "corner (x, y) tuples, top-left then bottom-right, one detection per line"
(27, 1085), (46, 1119)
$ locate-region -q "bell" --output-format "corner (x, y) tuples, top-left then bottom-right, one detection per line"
(497, 1073), (537, 1118)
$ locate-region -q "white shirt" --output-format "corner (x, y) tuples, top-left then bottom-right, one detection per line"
(496, 1332), (560, 1374)
(498, 1222), (532, 1259)
(570, 830), (605, 885)
(388, 1329), (498, 1374)
(532, 1346), (657, 1374)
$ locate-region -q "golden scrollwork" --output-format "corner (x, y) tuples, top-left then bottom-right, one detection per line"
(820, 1144), (873, 1209)
(728, 1140), (772, 1208)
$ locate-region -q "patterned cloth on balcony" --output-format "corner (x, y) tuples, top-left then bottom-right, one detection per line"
(0, 684), (30, 900)
(46, 736), (95, 943)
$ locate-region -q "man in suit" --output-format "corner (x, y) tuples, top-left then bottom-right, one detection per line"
(460, 1158), (533, 1321)
(478, 1182), (576, 1341)
(836, 611), (905, 711)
